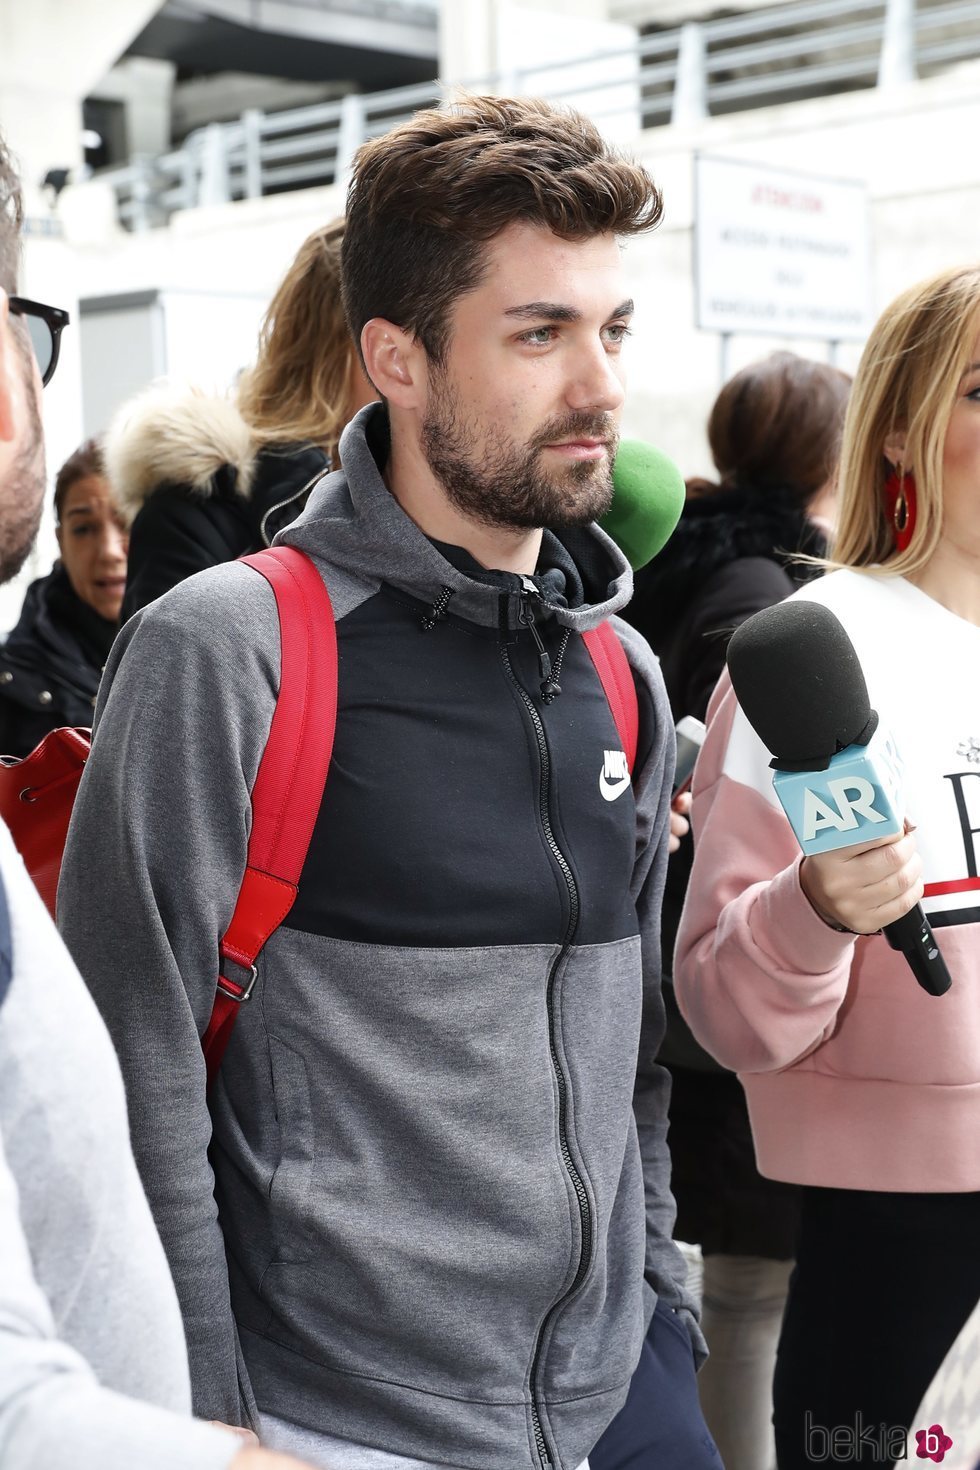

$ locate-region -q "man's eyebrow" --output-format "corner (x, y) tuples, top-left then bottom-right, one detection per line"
(505, 302), (580, 323)
(503, 298), (635, 323)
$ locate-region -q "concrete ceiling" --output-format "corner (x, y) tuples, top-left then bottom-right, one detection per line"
(127, 0), (438, 87)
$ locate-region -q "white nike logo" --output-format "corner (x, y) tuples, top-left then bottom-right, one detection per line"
(599, 749), (631, 802)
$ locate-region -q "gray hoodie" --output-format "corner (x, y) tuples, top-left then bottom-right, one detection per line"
(59, 404), (702, 1470)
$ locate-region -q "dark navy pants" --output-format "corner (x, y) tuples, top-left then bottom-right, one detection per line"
(589, 1301), (723, 1470)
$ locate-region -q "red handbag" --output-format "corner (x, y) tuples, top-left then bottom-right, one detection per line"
(0, 725), (91, 918)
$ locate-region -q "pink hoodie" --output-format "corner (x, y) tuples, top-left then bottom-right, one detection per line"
(674, 570), (980, 1193)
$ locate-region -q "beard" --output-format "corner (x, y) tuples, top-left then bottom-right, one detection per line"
(420, 369), (617, 532)
(0, 345), (45, 583)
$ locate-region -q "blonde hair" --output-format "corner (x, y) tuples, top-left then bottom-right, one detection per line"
(237, 217), (353, 460)
(831, 264), (980, 575)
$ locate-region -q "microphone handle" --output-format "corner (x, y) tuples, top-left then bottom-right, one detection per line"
(883, 906), (953, 996)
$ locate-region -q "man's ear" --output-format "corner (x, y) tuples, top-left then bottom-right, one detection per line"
(0, 292), (17, 444)
(882, 428), (908, 470)
(360, 319), (426, 409)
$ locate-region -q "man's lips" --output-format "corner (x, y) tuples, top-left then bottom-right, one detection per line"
(543, 438), (610, 461)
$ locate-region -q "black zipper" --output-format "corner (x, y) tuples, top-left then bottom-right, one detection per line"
(259, 462), (332, 546)
(518, 576), (567, 702)
(502, 590), (595, 1470)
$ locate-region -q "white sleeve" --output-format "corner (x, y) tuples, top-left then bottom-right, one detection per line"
(0, 1127), (239, 1470)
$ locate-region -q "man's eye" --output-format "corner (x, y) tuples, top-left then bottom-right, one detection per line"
(604, 324), (633, 346)
(518, 327), (556, 346)
(72, 523), (95, 536)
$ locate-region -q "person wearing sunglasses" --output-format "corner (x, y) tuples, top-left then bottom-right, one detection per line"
(9, 296), (68, 387)
(0, 129), (313, 1470)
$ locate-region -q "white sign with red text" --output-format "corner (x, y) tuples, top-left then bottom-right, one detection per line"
(694, 155), (872, 341)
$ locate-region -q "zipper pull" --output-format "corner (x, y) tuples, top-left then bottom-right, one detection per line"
(519, 588), (562, 703)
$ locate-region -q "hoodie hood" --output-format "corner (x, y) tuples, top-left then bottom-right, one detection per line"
(277, 402), (633, 634)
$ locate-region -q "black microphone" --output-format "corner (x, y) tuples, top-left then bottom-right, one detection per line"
(726, 600), (952, 997)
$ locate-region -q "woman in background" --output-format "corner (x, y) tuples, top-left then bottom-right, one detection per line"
(0, 439), (127, 756)
(109, 218), (375, 620)
(624, 351), (850, 1470)
(675, 267), (980, 1466)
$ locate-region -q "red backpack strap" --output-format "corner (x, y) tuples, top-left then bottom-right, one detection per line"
(201, 547), (338, 1089)
(582, 622), (639, 774)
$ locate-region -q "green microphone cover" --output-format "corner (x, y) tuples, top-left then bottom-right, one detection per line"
(600, 438), (686, 570)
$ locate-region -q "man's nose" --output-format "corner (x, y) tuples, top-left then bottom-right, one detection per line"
(565, 343), (625, 415)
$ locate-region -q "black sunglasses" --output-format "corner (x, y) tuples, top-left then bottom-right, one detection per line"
(9, 297), (70, 387)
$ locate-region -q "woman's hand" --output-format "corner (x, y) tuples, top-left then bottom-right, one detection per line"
(800, 826), (923, 934)
(668, 790), (692, 854)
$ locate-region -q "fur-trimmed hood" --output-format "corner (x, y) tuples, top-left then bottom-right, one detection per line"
(110, 384), (332, 621)
(105, 384), (258, 527)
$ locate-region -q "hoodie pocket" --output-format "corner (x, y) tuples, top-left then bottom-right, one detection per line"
(267, 1034), (315, 1264)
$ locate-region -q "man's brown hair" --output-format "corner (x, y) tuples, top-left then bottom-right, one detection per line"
(341, 93), (663, 365)
(0, 131), (23, 297)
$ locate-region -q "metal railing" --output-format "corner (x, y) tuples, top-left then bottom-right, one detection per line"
(96, 0), (980, 229)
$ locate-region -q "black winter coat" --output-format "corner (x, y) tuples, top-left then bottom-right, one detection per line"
(0, 566), (117, 759)
(122, 445), (329, 622)
(629, 483), (826, 722)
(623, 483), (824, 1257)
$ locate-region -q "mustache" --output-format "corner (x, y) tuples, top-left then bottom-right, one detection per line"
(529, 413), (619, 454)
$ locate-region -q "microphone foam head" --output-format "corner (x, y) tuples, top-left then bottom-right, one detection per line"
(600, 439), (686, 570)
(726, 600), (874, 769)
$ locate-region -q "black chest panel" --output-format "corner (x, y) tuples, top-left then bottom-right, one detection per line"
(286, 586), (642, 948)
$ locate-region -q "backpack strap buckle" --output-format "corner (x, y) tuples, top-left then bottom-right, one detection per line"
(216, 962), (258, 1004)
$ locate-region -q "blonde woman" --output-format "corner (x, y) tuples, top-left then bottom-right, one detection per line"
(106, 219), (375, 620)
(674, 265), (980, 1466)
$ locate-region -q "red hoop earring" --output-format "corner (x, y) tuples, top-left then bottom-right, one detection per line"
(883, 467), (917, 553)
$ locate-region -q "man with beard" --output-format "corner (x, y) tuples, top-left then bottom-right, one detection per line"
(0, 130), (310, 1470)
(60, 96), (713, 1470)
